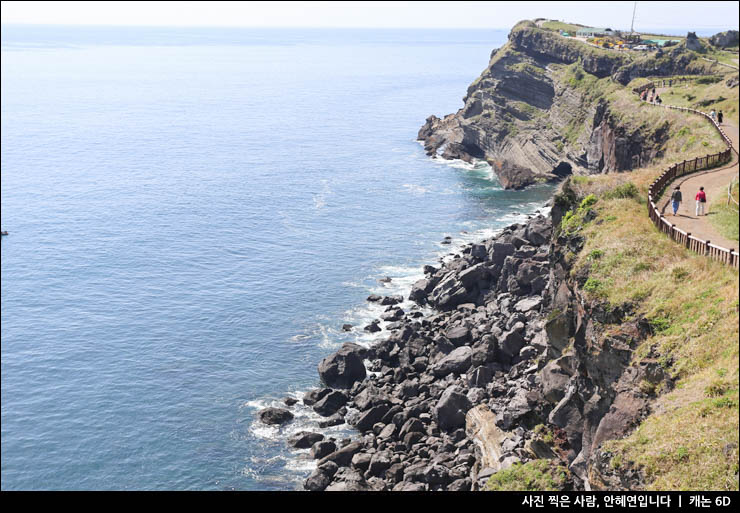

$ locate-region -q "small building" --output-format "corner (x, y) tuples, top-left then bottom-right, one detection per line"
(576, 27), (615, 37)
(641, 39), (681, 47)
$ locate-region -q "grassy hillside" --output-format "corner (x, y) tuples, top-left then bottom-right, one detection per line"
(657, 75), (739, 125)
(564, 161), (739, 490)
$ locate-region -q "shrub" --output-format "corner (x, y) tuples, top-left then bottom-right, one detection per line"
(580, 194), (598, 209)
(603, 182), (640, 200)
(583, 277), (603, 293)
(705, 380), (728, 397)
(649, 316), (671, 333)
(672, 267), (690, 281)
(696, 75), (722, 85)
(676, 447), (689, 461)
(485, 460), (569, 491)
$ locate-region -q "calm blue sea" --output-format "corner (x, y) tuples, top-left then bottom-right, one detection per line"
(1, 25), (557, 490)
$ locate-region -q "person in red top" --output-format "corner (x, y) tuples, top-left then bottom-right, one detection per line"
(695, 186), (707, 216)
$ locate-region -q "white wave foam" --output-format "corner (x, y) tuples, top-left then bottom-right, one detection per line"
(312, 180), (332, 210)
(402, 183), (432, 195)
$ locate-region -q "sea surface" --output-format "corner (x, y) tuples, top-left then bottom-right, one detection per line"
(1, 25), (558, 490)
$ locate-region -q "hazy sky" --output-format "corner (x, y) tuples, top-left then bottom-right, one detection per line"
(1, 1), (738, 31)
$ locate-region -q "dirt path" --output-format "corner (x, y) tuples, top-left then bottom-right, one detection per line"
(655, 102), (739, 251)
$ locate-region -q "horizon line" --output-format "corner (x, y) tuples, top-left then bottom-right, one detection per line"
(3, 22), (734, 33)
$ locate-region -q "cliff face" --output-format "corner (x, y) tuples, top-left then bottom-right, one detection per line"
(417, 21), (700, 189)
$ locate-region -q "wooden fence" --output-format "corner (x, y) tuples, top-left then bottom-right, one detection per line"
(641, 95), (738, 269)
(631, 76), (710, 95)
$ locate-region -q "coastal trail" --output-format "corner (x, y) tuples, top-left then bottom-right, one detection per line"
(651, 87), (739, 252)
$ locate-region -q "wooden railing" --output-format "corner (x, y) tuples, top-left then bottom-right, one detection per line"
(631, 76), (712, 95)
(640, 93), (738, 269)
(700, 56), (740, 71)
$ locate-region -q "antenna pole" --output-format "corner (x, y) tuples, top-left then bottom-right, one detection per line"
(630, 1), (637, 35)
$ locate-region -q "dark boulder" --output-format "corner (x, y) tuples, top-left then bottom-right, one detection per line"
(303, 388), (331, 406)
(524, 215), (552, 246)
(364, 320), (382, 333)
(499, 326), (526, 361)
(380, 295), (403, 306)
(312, 390), (349, 417)
(318, 343), (367, 389)
(433, 386), (472, 432)
(432, 346), (473, 377)
(352, 404), (391, 432)
(318, 414), (345, 428)
(304, 460), (338, 491)
(318, 441), (364, 467)
(325, 469), (373, 491)
(258, 407), (294, 425)
(368, 451), (392, 476)
(410, 278), (436, 303)
(445, 326), (471, 346)
(311, 440), (337, 459)
(288, 431), (325, 449)
(380, 308), (404, 321)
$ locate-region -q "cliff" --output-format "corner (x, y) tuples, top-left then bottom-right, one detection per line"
(418, 21), (715, 189)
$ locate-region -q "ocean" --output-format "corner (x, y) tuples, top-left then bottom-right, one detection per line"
(0, 25), (556, 490)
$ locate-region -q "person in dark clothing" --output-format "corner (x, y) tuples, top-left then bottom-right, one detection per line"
(718, 110), (724, 124)
(656, 95), (662, 104)
(671, 186), (682, 215)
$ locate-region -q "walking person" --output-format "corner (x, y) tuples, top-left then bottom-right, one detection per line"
(710, 109), (716, 121)
(695, 186), (707, 216)
(718, 110), (724, 125)
(671, 186), (682, 216)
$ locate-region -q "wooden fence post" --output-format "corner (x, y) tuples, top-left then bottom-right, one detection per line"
(686, 233), (691, 249)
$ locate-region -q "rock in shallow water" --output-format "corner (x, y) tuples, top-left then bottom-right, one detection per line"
(318, 343), (367, 389)
(288, 431), (325, 449)
(258, 407), (294, 425)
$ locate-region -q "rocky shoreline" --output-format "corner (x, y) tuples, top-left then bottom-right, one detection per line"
(258, 182), (671, 491)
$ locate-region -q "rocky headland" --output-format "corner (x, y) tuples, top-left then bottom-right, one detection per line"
(417, 21), (718, 190)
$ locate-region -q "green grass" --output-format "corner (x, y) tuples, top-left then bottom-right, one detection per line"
(540, 20), (585, 34)
(508, 61), (546, 75)
(485, 460), (570, 491)
(656, 78), (739, 126)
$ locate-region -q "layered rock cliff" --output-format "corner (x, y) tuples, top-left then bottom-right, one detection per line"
(417, 21), (710, 189)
